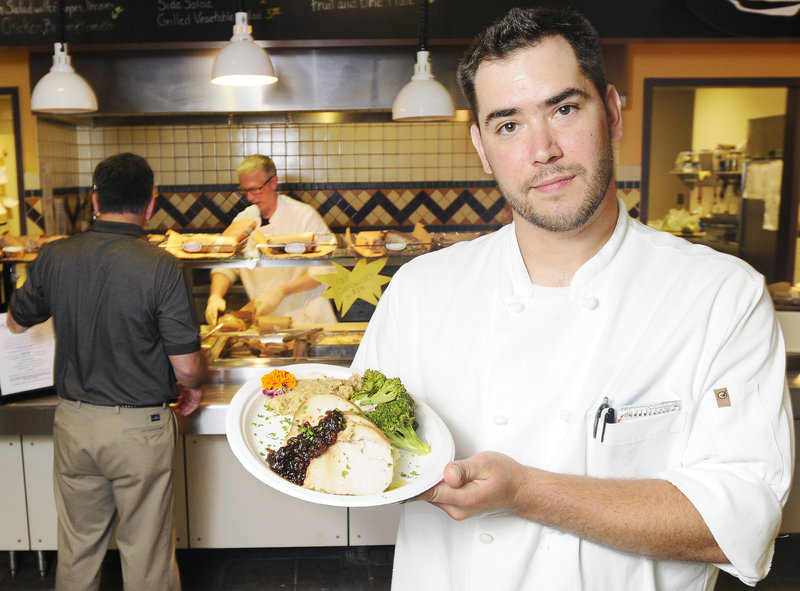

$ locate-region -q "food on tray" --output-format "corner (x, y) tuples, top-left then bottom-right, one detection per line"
(164, 229), (239, 253)
(222, 217), (258, 243)
(312, 333), (363, 346)
(432, 231), (487, 246)
(253, 230), (336, 257)
(257, 315), (293, 331)
(351, 230), (385, 257)
(260, 368), (430, 495)
(1, 233), (67, 257)
(225, 338), (293, 358)
(217, 313), (250, 332)
(347, 223), (432, 257)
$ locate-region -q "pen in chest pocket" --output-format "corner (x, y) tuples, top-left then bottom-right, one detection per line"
(593, 397), (616, 442)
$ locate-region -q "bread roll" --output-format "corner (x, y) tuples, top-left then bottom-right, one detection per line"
(223, 218), (258, 242)
(267, 232), (315, 246)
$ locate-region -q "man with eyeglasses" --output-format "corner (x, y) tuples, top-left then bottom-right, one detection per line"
(205, 154), (336, 327)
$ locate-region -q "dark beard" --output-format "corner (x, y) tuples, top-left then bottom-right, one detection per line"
(501, 140), (615, 232)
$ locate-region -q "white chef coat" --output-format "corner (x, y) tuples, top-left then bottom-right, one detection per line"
(212, 194), (336, 324)
(352, 199), (794, 591)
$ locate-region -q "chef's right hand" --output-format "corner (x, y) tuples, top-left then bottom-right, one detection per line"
(253, 286), (285, 316)
(205, 294), (226, 326)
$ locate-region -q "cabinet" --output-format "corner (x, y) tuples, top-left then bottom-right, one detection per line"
(22, 435), (57, 550)
(184, 435), (348, 548)
(1, 433), (188, 552)
(350, 506), (401, 546)
(0, 435), (29, 550)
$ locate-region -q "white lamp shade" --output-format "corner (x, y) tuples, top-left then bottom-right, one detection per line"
(392, 51), (455, 121)
(31, 43), (98, 114)
(211, 12), (277, 86)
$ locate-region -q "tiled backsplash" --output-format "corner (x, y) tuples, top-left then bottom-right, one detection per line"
(28, 118), (640, 235)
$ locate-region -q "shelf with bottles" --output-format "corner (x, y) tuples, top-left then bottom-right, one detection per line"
(669, 169), (743, 187)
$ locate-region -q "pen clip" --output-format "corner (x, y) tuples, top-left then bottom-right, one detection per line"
(593, 396), (609, 439)
(600, 407), (615, 443)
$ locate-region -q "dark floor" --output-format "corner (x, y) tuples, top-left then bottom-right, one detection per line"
(2, 535), (798, 590)
(1, 545), (393, 591)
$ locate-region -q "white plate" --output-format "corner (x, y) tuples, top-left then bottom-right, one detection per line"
(225, 363), (455, 507)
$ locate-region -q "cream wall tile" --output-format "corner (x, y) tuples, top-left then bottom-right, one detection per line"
(299, 141), (314, 156)
(201, 128), (215, 143)
(313, 126), (327, 142)
(173, 127), (187, 143)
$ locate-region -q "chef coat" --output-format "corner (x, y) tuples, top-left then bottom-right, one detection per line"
(212, 194), (336, 324)
(352, 199), (794, 591)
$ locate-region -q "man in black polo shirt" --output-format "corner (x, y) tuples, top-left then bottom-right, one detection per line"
(8, 152), (206, 590)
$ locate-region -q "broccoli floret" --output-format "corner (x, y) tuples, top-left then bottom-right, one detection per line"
(366, 390), (431, 456)
(352, 369), (386, 401)
(352, 371), (405, 406)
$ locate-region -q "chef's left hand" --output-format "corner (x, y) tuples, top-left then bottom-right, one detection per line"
(253, 286), (285, 316)
(411, 451), (527, 520)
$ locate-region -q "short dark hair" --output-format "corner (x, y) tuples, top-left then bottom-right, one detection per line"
(93, 153), (154, 214)
(456, 7), (607, 121)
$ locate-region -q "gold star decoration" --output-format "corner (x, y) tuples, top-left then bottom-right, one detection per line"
(316, 258), (391, 316)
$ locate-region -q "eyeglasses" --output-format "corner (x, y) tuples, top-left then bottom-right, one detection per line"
(237, 173), (275, 195)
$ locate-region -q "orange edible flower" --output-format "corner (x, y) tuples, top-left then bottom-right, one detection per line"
(261, 369), (297, 391)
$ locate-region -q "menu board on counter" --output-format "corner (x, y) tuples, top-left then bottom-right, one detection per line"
(0, 314), (55, 398)
(0, 0), (771, 47)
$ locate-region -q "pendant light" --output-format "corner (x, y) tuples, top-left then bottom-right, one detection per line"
(30, 0), (98, 114)
(392, 0), (454, 121)
(211, 2), (277, 87)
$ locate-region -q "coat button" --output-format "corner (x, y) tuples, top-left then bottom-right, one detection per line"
(580, 295), (598, 309)
(479, 533), (494, 544)
(559, 409), (571, 422)
(508, 302), (525, 313)
(492, 415), (508, 425)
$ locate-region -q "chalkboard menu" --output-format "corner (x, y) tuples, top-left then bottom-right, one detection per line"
(0, 0), (795, 47)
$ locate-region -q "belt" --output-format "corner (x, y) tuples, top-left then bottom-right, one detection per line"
(60, 398), (169, 409)
(119, 403), (168, 409)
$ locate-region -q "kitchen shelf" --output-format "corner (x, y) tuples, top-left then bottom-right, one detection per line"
(669, 169), (743, 186)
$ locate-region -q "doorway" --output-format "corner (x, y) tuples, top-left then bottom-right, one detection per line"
(641, 78), (800, 284)
(0, 88), (25, 236)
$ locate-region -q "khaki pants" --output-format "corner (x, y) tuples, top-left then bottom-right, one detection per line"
(53, 399), (181, 591)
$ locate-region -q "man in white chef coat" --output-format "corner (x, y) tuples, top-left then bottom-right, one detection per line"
(352, 7), (794, 591)
(204, 154), (336, 326)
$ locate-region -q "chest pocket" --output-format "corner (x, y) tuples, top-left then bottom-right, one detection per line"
(586, 404), (687, 479)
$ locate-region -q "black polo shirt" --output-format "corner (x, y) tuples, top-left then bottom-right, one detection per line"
(10, 220), (200, 406)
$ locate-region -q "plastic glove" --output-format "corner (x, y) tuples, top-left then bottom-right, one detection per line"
(205, 294), (226, 326)
(253, 286), (285, 316)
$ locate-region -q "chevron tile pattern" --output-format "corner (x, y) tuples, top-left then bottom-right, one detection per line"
(26, 182), (641, 234)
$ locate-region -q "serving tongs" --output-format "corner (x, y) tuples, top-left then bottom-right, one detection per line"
(254, 327), (324, 342)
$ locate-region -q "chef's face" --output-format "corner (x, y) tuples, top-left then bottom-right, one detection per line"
(470, 36), (622, 233)
(239, 168), (278, 218)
